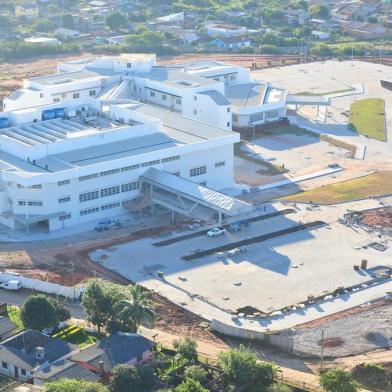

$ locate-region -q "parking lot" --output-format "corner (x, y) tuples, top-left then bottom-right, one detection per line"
(93, 200), (392, 315)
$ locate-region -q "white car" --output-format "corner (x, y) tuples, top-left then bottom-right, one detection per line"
(207, 227), (226, 237)
(0, 280), (22, 290)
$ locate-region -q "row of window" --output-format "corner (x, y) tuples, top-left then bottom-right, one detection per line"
(1, 361), (26, 376)
(58, 196), (71, 204)
(150, 91), (182, 105)
(59, 213), (71, 221)
(190, 166), (207, 177)
(215, 161), (225, 168)
(80, 200), (125, 216)
(18, 200), (43, 207)
(250, 113), (264, 122)
(76, 156), (180, 183)
(79, 181), (139, 203)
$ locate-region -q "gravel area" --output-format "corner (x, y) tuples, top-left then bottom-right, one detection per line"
(284, 300), (392, 358)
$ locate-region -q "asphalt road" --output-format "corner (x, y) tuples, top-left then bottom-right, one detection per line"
(0, 288), (85, 319)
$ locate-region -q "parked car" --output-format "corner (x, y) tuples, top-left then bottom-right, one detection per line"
(228, 223), (241, 232)
(0, 280), (22, 290)
(207, 227), (226, 237)
(94, 218), (120, 232)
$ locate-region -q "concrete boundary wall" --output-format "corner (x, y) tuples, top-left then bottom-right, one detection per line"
(0, 273), (83, 299)
(210, 319), (296, 352)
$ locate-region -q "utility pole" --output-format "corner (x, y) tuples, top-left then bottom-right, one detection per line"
(300, 39), (303, 63)
(379, 48), (382, 65)
(351, 47), (354, 61)
(320, 329), (324, 372)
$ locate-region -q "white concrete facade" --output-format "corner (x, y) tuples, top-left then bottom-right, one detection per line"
(3, 54), (287, 132)
(0, 95), (238, 232)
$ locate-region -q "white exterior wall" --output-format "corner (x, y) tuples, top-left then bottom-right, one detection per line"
(0, 140), (236, 231)
(232, 104), (287, 128)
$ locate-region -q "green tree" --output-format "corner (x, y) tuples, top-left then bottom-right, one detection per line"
(61, 13), (74, 29)
(0, 15), (12, 33)
(218, 346), (278, 390)
(44, 379), (108, 392)
(34, 19), (55, 32)
(184, 365), (207, 384)
(320, 369), (358, 392)
(174, 379), (209, 392)
(309, 4), (329, 18)
(50, 299), (71, 323)
(81, 279), (113, 334)
(21, 295), (59, 331)
(173, 337), (198, 363)
(113, 284), (155, 333)
(106, 11), (128, 31)
(108, 364), (154, 392)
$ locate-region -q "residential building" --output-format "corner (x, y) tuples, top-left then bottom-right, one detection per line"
(205, 22), (248, 37)
(24, 37), (62, 46)
(0, 330), (78, 382)
(34, 333), (155, 384)
(15, 3), (39, 19)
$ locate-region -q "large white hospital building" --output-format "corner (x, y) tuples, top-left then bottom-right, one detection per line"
(0, 53), (288, 232)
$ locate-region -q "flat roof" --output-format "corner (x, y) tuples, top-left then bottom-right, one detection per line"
(136, 67), (217, 88)
(29, 70), (106, 86)
(225, 82), (267, 108)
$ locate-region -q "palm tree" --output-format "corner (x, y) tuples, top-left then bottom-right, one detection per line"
(114, 284), (155, 333)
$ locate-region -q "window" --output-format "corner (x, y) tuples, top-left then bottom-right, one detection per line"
(190, 166), (206, 177)
(73, 93), (80, 99)
(53, 98), (60, 103)
(59, 213), (71, 221)
(193, 96), (197, 101)
(80, 207), (99, 216)
(193, 109), (198, 115)
(29, 184), (42, 189)
(150, 91), (155, 97)
(232, 114), (238, 122)
(100, 185), (120, 198)
(62, 93), (66, 98)
(266, 111), (278, 119)
(40, 93), (44, 98)
(121, 164), (140, 172)
(199, 181), (207, 186)
(161, 155), (180, 163)
(100, 168), (120, 177)
(58, 196), (71, 204)
(121, 181), (139, 192)
(176, 98), (181, 105)
(215, 161), (225, 167)
(230, 75), (236, 81)
(58, 179), (70, 186)
(226, 122), (231, 127)
(21, 369), (26, 376)
(250, 113), (264, 122)
(227, 107), (231, 113)
(172, 171), (180, 177)
(162, 94), (167, 101)
(17, 184), (24, 189)
(79, 190), (99, 202)
(89, 90), (96, 96)
(127, 63), (132, 68)
(101, 201), (121, 210)
(79, 173), (99, 181)
(2, 362), (7, 369)
(141, 160), (160, 168)
(18, 200), (43, 207)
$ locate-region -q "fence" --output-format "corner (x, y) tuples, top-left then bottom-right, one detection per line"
(0, 272), (83, 300)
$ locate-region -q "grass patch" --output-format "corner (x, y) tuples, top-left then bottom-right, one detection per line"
(281, 171), (392, 205)
(296, 87), (355, 96)
(52, 325), (98, 348)
(349, 98), (386, 141)
(6, 305), (24, 330)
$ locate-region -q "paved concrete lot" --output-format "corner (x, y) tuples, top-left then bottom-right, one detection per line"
(95, 201), (392, 314)
(253, 60), (392, 162)
(252, 133), (349, 175)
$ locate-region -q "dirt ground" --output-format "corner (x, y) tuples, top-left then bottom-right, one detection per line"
(0, 222), (226, 345)
(359, 207), (392, 228)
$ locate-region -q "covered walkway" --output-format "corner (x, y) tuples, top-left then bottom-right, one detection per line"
(139, 168), (251, 223)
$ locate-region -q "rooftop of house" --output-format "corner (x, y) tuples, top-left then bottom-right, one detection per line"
(34, 333), (154, 382)
(0, 330), (77, 371)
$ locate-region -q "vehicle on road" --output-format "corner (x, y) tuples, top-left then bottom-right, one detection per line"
(207, 227), (226, 237)
(94, 218), (120, 232)
(0, 280), (22, 290)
